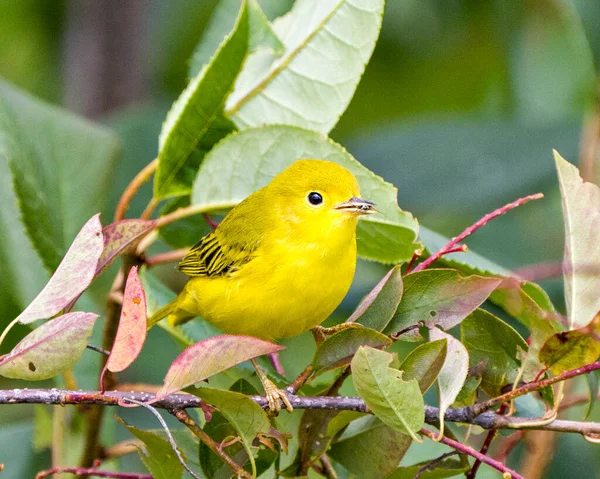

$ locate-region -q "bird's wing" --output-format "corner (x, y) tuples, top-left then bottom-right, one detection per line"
(177, 230), (257, 277)
(177, 191), (267, 277)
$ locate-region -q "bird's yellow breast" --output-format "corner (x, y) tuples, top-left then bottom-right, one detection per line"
(176, 224), (357, 341)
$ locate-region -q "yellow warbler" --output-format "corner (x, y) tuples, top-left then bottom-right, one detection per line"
(148, 159), (376, 411)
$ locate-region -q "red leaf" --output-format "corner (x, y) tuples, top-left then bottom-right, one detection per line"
(16, 215), (103, 324)
(101, 267), (147, 392)
(96, 219), (157, 275)
(155, 335), (284, 399)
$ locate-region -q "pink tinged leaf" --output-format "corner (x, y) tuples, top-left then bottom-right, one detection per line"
(0, 312), (98, 380)
(16, 214), (104, 324)
(155, 335), (284, 399)
(96, 219), (157, 275)
(554, 151), (600, 330)
(101, 267), (147, 392)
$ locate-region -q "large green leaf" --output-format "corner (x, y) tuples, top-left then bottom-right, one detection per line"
(192, 387), (270, 477)
(351, 346), (424, 440)
(400, 339), (447, 394)
(461, 309), (528, 396)
(191, 125), (420, 263)
(225, 0), (385, 133)
(554, 151), (600, 330)
(0, 79), (120, 271)
(153, 0), (248, 198)
(328, 415), (412, 479)
(384, 269), (501, 339)
(189, 0), (283, 77)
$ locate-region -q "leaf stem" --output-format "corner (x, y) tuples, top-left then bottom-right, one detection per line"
(114, 159), (158, 221)
(414, 193), (543, 272)
(145, 248), (189, 268)
(420, 427), (524, 479)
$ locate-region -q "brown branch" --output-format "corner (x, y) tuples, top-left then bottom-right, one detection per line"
(35, 468), (151, 479)
(3, 388), (600, 435)
(420, 427), (524, 479)
(114, 159), (158, 221)
(414, 193), (543, 272)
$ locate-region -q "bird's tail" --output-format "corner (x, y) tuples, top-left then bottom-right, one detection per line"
(147, 301), (177, 330)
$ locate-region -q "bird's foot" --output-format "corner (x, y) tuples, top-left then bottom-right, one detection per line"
(312, 323), (365, 345)
(262, 377), (293, 416)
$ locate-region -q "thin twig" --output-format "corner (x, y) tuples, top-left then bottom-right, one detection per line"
(494, 431), (525, 463)
(156, 202), (235, 229)
(414, 193), (543, 272)
(145, 248), (189, 268)
(35, 468), (151, 479)
(466, 403), (507, 479)
(114, 159), (158, 222)
(203, 213), (219, 229)
(471, 360), (600, 415)
(140, 197), (159, 220)
(170, 408), (251, 478)
(319, 455), (338, 479)
(420, 427), (524, 479)
(123, 398), (201, 479)
(86, 345), (110, 356)
(286, 365), (314, 394)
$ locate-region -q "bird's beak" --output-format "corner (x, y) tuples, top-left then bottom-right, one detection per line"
(334, 197), (377, 215)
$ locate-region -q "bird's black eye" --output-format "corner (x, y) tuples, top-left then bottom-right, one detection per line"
(308, 192), (323, 205)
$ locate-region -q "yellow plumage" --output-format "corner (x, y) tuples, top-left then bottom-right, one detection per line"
(148, 159), (375, 341)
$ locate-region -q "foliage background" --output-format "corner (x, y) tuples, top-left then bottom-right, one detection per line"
(1, 0), (600, 477)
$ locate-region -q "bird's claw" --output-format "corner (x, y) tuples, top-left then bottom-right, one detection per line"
(263, 378), (293, 415)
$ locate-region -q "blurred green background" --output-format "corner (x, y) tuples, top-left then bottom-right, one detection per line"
(1, 0), (600, 477)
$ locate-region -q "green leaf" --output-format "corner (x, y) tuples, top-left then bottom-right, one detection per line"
(585, 370), (600, 420)
(349, 265), (403, 331)
(351, 346), (424, 440)
(199, 410), (277, 478)
(384, 269), (501, 339)
(190, 0), (283, 77)
(226, 0), (385, 133)
(328, 416), (412, 479)
(461, 309), (528, 396)
(491, 278), (559, 382)
(154, 0), (248, 198)
(192, 387), (270, 477)
(554, 151), (600, 330)
(429, 328), (469, 436)
(191, 125), (420, 263)
(120, 420), (184, 479)
(312, 326), (391, 373)
(0, 78), (119, 271)
(539, 329), (600, 375)
(400, 339), (447, 394)
(0, 312), (97, 380)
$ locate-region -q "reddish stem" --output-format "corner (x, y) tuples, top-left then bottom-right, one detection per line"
(145, 248), (189, 267)
(413, 193), (543, 273)
(35, 468), (151, 479)
(405, 249), (422, 274)
(268, 352), (286, 376)
(466, 403), (508, 479)
(204, 213), (219, 229)
(421, 427), (524, 479)
(114, 159), (158, 221)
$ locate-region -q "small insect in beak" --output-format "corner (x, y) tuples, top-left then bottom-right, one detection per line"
(334, 197), (377, 215)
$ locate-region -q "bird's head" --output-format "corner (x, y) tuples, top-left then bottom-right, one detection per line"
(268, 159), (376, 235)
